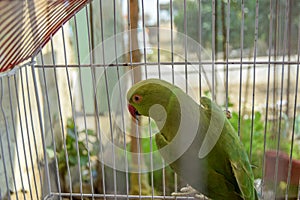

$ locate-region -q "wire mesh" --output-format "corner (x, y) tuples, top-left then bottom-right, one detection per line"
(0, 0), (300, 200)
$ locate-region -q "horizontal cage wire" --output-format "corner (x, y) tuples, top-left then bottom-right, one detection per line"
(0, 0), (300, 200)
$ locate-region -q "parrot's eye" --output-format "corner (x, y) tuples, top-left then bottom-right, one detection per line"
(132, 94), (142, 103)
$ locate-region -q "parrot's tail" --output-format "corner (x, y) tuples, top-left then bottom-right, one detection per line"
(254, 188), (260, 200)
(253, 178), (262, 200)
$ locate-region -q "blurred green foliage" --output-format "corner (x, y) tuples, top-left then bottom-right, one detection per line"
(173, 0), (300, 55)
(47, 118), (97, 183)
(229, 110), (300, 179)
(125, 120), (177, 195)
(141, 136), (176, 195)
(59, 119), (95, 170)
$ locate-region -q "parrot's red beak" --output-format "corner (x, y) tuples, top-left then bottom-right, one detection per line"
(128, 104), (140, 120)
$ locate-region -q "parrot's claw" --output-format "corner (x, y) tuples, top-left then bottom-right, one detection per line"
(195, 193), (206, 199)
(171, 185), (205, 199)
(179, 185), (198, 194)
(224, 110), (232, 119)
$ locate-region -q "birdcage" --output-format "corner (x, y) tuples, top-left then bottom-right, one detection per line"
(1, 0), (300, 199)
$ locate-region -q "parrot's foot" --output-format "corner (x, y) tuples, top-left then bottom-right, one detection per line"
(171, 185), (205, 199)
(195, 193), (206, 199)
(224, 110), (232, 119)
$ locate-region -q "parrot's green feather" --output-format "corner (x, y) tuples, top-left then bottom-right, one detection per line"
(127, 79), (259, 200)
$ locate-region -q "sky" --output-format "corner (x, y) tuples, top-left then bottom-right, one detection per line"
(122, 0), (171, 25)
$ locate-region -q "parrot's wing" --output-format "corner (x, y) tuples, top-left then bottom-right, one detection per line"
(155, 132), (169, 149)
(230, 159), (257, 200)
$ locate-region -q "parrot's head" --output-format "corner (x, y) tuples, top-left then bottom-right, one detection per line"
(127, 79), (177, 121)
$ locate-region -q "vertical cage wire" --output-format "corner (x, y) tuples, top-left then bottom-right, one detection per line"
(39, 47), (62, 197)
(0, 0), (300, 200)
(286, 23), (300, 200)
(273, 0), (289, 197)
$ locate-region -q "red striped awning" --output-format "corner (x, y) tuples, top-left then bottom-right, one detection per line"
(0, 0), (90, 72)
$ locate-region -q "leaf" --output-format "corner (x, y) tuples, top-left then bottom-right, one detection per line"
(87, 129), (95, 135)
(67, 128), (77, 140)
(80, 156), (89, 166)
(46, 148), (55, 159)
(67, 118), (75, 130)
(69, 156), (78, 166)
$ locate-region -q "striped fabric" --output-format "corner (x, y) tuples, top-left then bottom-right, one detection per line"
(0, 0), (89, 72)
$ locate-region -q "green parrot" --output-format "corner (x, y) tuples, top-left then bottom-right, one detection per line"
(127, 78), (258, 200)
